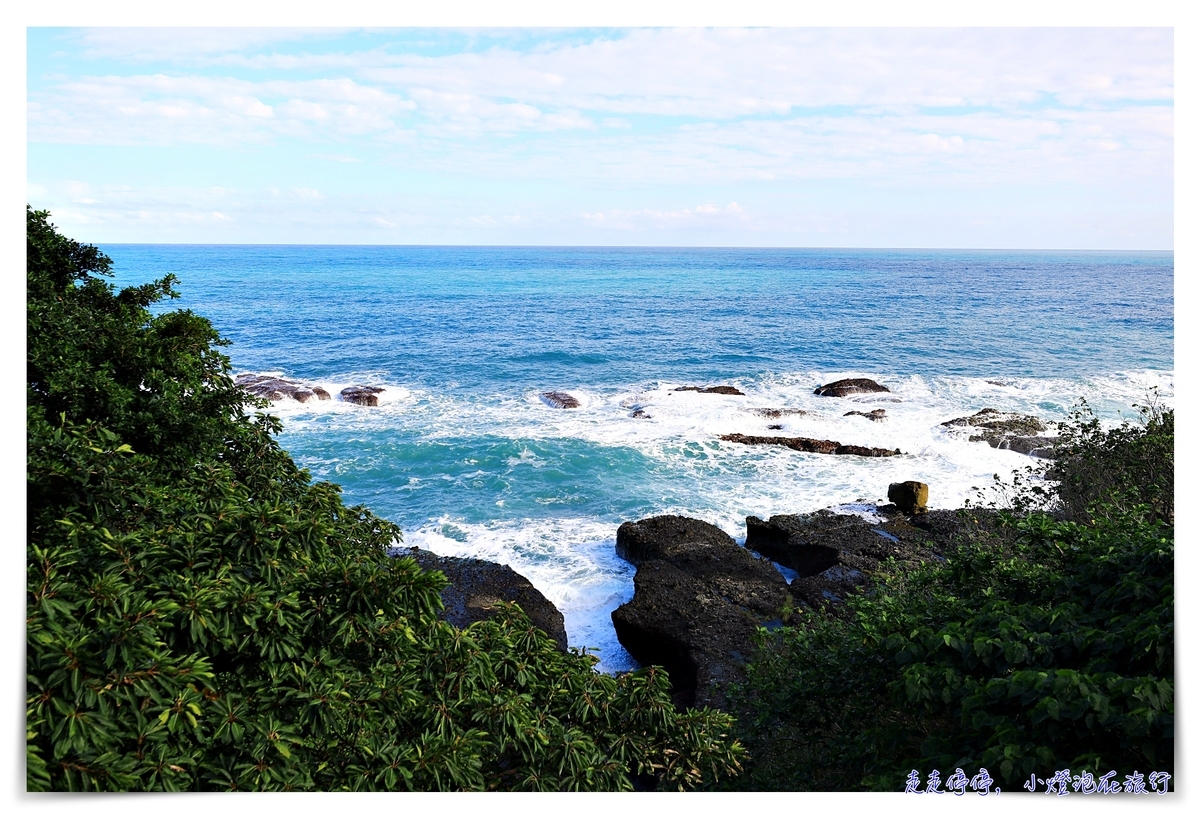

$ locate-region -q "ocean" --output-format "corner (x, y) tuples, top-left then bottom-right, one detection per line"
(101, 245), (1174, 672)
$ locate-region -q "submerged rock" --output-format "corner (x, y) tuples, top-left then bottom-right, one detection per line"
(813, 378), (890, 397)
(340, 385), (385, 406)
(236, 373), (332, 404)
(747, 408), (808, 419)
(397, 548), (568, 653)
(844, 409), (887, 421)
(611, 515), (791, 709)
(540, 391), (581, 409)
(719, 433), (900, 457)
(674, 385), (746, 396)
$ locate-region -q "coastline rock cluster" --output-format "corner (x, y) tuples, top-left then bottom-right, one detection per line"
(236, 373), (331, 403)
(941, 407), (1057, 458)
(236, 373), (387, 407)
(608, 502), (990, 707)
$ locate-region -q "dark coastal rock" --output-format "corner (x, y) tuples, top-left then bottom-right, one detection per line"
(630, 409), (652, 419)
(541, 391), (581, 409)
(887, 481), (929, 514)
(998, 435), (1059, 458)
(813, 378), (890, 397)
(236, 373), (332, 404)
(674, 385), (746, 396)
(744, 510), (941, 613)
(612, 515), (791, 708)
(844, 409), (887, 421)
(747, 408), (808, 419)
(340, 385), (385, 406)
(942, 408), (1054, 456)
(397, 548), (568, 652)
(719, 433), (900, 457)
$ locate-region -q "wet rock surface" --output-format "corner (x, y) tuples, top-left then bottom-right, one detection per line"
(340, 385), (385, 406)
(745, 510), (940, 612)
(813, 378), (890, 397)
(941, 408), (1056, 457)
(844, 409), (887, 421)
(611, 515), (791, 709)
(540, 391), (581, 408)
(236, 373), (331, 403)
(720, 433), (900, 457)
(397, 547), (568, 652)
(674, 385), (746, 396)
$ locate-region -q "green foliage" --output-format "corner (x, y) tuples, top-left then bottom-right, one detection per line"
(731, 405), (1173, 791)
(26, 207), (744, 791)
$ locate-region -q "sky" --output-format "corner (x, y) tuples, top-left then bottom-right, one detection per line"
(27, 27), (1173, 248)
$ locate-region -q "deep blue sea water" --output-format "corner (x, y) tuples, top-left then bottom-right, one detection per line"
(102, 246), (1174, 670)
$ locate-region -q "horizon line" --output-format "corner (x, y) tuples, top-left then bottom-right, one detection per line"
(91, 242), (1175, 253)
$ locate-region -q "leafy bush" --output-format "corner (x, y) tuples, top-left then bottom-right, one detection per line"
(730, 402), (1173, 791)
(26, 207), (744, 791)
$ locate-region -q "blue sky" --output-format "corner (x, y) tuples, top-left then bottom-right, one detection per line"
(27, 27), (1173, 248)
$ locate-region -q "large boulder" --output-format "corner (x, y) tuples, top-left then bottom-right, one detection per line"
(719, 433), (900, 457)
(397, 548), (569, 652)
(611, 515), (791, 709)
(236, 373), (331, 403)
(813, 378), (890, 397)
(888, 481), (929, 514)
(340, 385), (385, 406)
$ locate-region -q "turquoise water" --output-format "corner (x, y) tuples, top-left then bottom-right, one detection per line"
(103, 245), (1174, 670)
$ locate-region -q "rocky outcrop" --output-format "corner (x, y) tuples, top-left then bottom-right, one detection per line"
(744, 510), (942, 613)
(397, 548), (568, 652)
(813, 378), (889, 397)
(541, 391), (581, 409)
(720, 433), (900, 457)
(844, 409), (887, 421)
(236, 373), (331, 404)
(674, 385), (746, 396)
(941, 408), (1056, 457)
(340, 385), (385, 406)
(611, 515), (791, 709)
(630, 409), (651, 419)
(888, 481), (929, 514)
(997, 436), (1058, 458)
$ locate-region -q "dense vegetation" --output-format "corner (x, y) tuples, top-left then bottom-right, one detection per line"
(25, 208), (745, 792)
(729, 402), (1174, 791)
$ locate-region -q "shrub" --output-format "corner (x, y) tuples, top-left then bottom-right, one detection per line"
(730, 400), (1173, 791)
